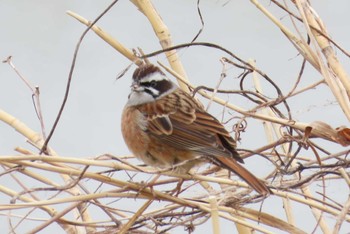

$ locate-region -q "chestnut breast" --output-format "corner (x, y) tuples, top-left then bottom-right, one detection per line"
(121, 106), (199, 172)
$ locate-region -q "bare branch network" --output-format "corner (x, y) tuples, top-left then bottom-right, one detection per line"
(1, 1), (350, 234)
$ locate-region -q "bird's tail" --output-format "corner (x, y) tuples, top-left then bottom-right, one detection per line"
(214, 156), (271, 196)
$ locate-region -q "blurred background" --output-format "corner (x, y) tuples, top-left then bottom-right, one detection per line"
(1, 0), (349, 233)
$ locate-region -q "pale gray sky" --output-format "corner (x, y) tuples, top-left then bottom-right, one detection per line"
(1, 1), (349, 233)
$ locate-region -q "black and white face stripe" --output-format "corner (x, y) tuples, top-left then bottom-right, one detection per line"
(126, 64), (178, 106)
(141, 79), (174, 99)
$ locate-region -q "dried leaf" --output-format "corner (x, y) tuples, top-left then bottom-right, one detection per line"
(309, 121), (338, 141)
(336, 126), (350, 146)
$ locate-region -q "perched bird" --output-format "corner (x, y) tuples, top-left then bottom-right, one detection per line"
(121, 63), (270, 195)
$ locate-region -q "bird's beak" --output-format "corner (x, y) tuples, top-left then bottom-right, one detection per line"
(131, 82), (143, 92)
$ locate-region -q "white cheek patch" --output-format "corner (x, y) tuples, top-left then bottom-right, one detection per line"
(126, 91), (155, 106)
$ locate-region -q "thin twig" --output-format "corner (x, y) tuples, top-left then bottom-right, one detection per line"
(40, 0), (120, 154)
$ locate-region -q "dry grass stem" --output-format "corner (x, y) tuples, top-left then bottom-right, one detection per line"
(2, 1), (350, 233)
(66, 11), (141, 66)
(130, 0), (190, 93)
(209, 196), (220, 234)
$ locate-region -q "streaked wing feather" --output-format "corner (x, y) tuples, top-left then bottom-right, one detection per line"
(137, 90), (241, 161)
(148, 116), (173, 135)
(159, 120), (233, 157)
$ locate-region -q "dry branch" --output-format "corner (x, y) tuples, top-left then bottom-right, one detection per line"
(1, 1), (350, 233)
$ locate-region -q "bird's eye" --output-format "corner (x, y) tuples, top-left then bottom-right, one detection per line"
(150, 80), (157, 88)
(141, 80), (158, 89)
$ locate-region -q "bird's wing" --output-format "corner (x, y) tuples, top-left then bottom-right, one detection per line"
(136, 89), (242, 162)
(136, 89), (272, 195)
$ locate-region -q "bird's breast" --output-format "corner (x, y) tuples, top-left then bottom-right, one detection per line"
(121, 106), (149, 156)
(121, 106), (200, 172)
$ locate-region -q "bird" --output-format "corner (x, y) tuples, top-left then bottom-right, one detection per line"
(121, 63), (271, 195)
